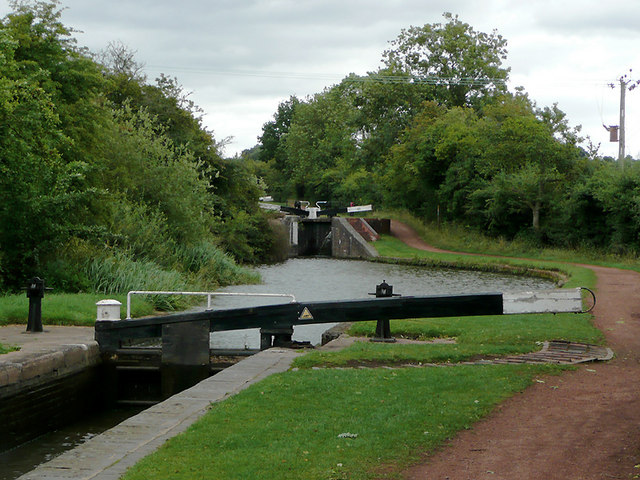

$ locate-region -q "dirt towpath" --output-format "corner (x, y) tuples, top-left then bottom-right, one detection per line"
(390, 220), (640, 480)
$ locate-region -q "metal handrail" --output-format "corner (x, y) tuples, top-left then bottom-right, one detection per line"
(126, 290), (296, 320)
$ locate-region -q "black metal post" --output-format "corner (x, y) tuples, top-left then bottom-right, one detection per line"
(371, 280), (397, 343)
(25, 277), (46, 333)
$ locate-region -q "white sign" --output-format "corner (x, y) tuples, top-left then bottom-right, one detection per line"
(347, 204), (373, 213)
(259, 202), (282, 211)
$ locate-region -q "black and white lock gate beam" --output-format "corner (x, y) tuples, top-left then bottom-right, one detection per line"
(95, 292), (504, 351)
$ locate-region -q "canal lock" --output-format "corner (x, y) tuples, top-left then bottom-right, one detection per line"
(0, 344), (256, 480)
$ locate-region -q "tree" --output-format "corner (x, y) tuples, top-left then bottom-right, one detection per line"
(257, 96), (300, 199)
(382, 12), (509, 108)
(0, 1), (108, 287)
(383, 102), (480, 219)
(280, 89), (359, 200)
(473, 96), (581, 233)
(336, 69), (429, 171)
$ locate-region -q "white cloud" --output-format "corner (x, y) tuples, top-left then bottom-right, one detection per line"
(1, 0), (639, 157)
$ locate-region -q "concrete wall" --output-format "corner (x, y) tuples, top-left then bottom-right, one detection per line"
(281, 215), (299, 257)
(331, 217), (379, 259)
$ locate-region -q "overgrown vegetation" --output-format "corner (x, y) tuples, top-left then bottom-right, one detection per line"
(0, 1), (284, 304)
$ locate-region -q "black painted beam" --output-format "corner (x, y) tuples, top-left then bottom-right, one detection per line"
(95, 293), (503, 351)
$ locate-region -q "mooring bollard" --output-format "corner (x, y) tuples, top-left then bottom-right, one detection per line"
(369, 280), (398, 343)
(24, 277), (52, 333)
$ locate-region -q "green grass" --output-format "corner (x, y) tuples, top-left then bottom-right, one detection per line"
(122, 364), (566, 480)
(372, 235), (596, 289)
(294, 312), (603, 369)
(380, 209), (640, 271)
(0, 293), (154, 327)
(0, 342), (17, 354)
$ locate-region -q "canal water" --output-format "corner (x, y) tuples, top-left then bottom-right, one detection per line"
(0, 407), (141, 480)
(208, 257), (555, 349)
(2, 257), (554, 480)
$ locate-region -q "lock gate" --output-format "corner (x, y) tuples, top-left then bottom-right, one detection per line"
(95, 292), (503, 402)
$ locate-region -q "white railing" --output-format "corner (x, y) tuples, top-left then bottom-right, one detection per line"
(126, 290), (296, 320)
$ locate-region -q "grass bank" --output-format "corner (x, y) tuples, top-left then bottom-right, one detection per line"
(294, 311), (602, 369)
(119, 214), (607, 479)
(123, 364), (565, 480)
(382, 209), (640, 271)
(371, 235), (595, 289)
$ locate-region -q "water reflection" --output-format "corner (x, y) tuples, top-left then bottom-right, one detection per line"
(209, 258), (555, 348)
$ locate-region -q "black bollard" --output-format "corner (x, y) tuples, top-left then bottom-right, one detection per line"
(25, 277), (51, 333)
(369, 280), (398, 343)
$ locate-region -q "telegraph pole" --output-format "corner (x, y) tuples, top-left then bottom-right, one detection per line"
(609, 71), (639, 169)
(619, 76), (626, 166)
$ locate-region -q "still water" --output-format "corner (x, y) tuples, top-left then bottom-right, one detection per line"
(0, 407), (140, 480)
(208, 258), (555, 348)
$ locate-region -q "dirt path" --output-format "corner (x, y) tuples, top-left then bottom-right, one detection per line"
(390, 221), (640, 480)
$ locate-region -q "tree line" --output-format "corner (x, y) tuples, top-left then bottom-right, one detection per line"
(249, 13), (640, 255)
(0, 1), (283, 295)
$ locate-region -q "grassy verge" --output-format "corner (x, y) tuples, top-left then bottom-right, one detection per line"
(0, 293), (155, 327)
(294, 311), (603, 369)
(372, 235), (596, 289)
(381, 209), (640, 270)
(122, 364), (566, 480)
(0, 343), (17, 354)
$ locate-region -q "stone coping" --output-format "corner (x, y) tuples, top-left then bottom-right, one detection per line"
(0, 325), (99, 392)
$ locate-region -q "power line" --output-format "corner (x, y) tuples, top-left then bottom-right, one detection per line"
(145, 64), (508, 86)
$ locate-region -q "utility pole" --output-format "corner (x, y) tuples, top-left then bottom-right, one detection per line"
(619, 76), (626, 166)
(609, 71), (640, 169)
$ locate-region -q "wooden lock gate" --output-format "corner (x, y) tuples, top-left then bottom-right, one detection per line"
(95, 292), (503, 404)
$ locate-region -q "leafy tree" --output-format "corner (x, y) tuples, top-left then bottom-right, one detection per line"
(0, 1), (106, 287)
(382, 12), (509, 108)
(336, 69), (428, 171)
(257, 96), (300, 199)
(0, 0), (274, 294)
(583, 162), (640, 252)
(382, 101), (450, 216)
(281, 89), (359, 200)
(474, 96), (582, 233)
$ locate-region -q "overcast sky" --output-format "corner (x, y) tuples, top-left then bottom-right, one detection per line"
(3, 0), (639, 158)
